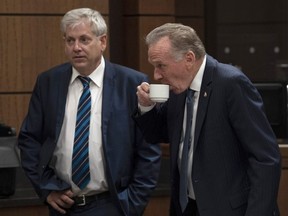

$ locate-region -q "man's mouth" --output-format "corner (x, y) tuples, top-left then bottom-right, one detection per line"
(73, 56), (86, 62)
(73, 56), (85, 59)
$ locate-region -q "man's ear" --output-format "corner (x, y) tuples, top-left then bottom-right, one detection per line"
(185, 51), (196, 63)
(99, 34), (107, 52)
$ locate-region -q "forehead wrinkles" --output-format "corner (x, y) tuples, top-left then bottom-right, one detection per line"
(66, 22), (94, 36)
(148, 41), (171, 62)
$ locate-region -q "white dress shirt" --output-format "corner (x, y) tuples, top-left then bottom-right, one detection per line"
(178, 55), (206, 199)
(53, 56), (108, 196)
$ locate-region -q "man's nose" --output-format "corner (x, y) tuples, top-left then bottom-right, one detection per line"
(154, 69), (163, 81)
(73, 41), (81, 51)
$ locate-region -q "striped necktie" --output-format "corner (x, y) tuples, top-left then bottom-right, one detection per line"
(72, 76), (91, 189)
(179, 88), (195, 212)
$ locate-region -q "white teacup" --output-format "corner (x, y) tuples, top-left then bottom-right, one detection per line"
(149, 84), (169, 103)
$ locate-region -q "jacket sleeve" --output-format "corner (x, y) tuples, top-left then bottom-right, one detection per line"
(127, 127), (162, 215)
(226, 73), (281, 215)
(17, 74), (70, 202)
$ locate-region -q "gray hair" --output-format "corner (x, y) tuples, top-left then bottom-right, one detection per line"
(60, 8), (107, 36)
(145, 23), (206, 60)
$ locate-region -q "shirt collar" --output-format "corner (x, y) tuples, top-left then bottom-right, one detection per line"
(190, 55), (206, 92)
(70, 56), (105, 88)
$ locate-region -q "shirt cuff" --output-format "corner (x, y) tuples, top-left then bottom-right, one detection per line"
(138, 103), (156, 114)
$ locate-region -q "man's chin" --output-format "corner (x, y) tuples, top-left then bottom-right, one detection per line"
(172, 88), (185, 95)
(72, 62), (86, 69)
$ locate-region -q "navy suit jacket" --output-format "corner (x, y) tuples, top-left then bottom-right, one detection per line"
(134, 55), (281, 216)
(18, 60), (161, 216)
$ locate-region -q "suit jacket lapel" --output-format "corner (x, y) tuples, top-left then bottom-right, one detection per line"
(194, 56), (214, 150)
(101, 60), (115, 142)
(55, 65), (72, 141)
(101, 60), (120, 197)
(40, 64), (72, 171)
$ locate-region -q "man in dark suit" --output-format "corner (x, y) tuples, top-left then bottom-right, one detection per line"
(134, 23), (281, 216)
(18, 8), (161, 216)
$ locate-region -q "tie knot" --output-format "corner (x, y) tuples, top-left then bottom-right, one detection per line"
(186, 89), (195, 102)
(78, 76), (91, 88)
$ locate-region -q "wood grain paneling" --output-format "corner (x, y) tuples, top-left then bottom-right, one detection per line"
(124, 16), (175, 81)
(124, 0), (174, 15)
(0, 205), (48, 216)
(175, 18), (205, 42)
(0, 94), (30, 132)
(175, 0), (204, 16)
(0, 0), (108, 14)
(144, 196), (170, 216)
(123, 18), (140, 70)
(0, 16), (66, 92)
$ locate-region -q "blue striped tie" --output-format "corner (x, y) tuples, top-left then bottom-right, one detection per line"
(179, 88), (195, 212)
(72, 76), (91, 189)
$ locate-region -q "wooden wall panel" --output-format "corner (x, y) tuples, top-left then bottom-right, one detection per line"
(124, 0), (174, 15)
(175, 0), (204, 16)
(0, 0), (108, 14)
(0, 205), (48, 216)
(123, 18), (140, 70)
(144, 196), (170, 216)
(175, 18), (205, 43)
(0, 95), (30, 132)
(0, 16), (65, 92)
(124, 17), (175, 81)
